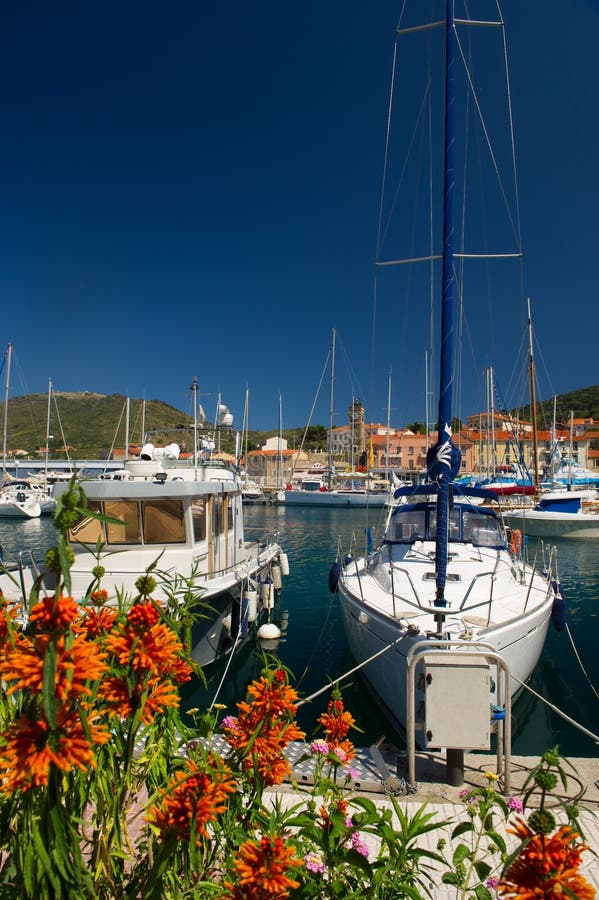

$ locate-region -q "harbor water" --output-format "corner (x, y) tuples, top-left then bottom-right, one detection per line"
(1, 504), (597, 757)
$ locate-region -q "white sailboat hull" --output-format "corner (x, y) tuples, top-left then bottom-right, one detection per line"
(284, 489), (387, 508)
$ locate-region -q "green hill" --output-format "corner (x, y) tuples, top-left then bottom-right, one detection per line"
(517, 385), (599, 427)
(0, 392), (199, 460)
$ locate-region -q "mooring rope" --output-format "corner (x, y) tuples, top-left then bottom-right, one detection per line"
(511, 672), (599, 745)
(296, 635), (403, 708)
(565, 621), (599, 701)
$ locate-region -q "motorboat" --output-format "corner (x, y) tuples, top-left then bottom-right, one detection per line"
(0, 435), (289, 668)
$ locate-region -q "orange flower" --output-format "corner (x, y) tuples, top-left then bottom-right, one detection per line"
(127, 600), (162, 630)
(0, 708), (110, 793)
(222, 670), (305, 786)
(0, 633), (108, 700)
(28, 595), (80, 631)
(224, 835), (303, 899)
(104, 618), (185, 676)
(82, 606), (118, 638)
(98, 674), (180, 724)
(147, 755), (236, 844)
(498, 817), (596, 899)
(318, 697), (356, 760)
(0, 596), (20, 650)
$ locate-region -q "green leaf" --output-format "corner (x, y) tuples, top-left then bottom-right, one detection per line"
(474, 886), (493, 900)
(473, 860), (492, 880)
(451, 820), (474, 838)
(452, 842), (471, 865)
(42, 641), (58, 729)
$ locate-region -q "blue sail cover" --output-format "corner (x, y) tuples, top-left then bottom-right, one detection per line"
(433, 0), (457, 609)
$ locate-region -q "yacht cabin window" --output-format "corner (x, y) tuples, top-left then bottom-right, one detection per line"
(69, 499), (186, 546)
(192, 499), (207, 541)
(386, 503), (504, 548)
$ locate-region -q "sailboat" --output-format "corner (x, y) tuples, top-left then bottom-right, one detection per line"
(0, 343), (42, 519)
(284, 329), (387, 508)
(337, 3), (559, 749)
(502, 317), (599, 539)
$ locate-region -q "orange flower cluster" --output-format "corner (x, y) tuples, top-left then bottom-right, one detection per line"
(498, 817), (596, 899)
(1, 708), (110, 792)
(1, 633), (107, 701)
(223, 835), (303, 899)
(147, 754), (236, 845)
(318, 696), (356, 761)
(222, 669), (305, 786)
(98, 601), (193, 723)
(28, 595), (80, 632)
(0, 593), (21, 650)
(104, 601), (191, 678)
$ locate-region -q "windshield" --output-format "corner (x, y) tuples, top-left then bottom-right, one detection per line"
(387, 503), (505, 549)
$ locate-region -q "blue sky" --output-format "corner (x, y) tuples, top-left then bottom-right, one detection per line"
(1, 1), (597, 432)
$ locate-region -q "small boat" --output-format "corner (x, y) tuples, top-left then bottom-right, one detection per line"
(503, 491), (599, 540)
(336, 3), (559, 749)
(0, 480), (41, 518)
(0, 388), (289, 668)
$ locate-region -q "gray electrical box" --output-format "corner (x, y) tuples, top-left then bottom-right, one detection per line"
(420, 654), (492, 750)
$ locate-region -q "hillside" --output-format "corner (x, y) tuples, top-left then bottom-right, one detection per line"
(516, 384), (599, 427)
(0, 393), (198, 460)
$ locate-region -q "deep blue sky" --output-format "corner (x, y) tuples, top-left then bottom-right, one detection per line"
(1, 1), (597, 431)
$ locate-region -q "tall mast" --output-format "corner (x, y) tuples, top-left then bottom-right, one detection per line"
(327, 328), (335, 490)
(432, 0), (458, 612)
(2, 343), (12, 476)
(191, 377), (198, 480)
(385, 369), (392, 482)
(45, 377), (52, 480)
(527, 298), (539, 493)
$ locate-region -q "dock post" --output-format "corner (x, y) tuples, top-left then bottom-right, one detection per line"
(446, 748), (464, 787)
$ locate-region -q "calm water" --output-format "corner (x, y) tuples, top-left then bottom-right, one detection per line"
(2, 506), (598, 757)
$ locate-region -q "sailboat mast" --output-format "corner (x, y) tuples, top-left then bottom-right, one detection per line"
(385, 369), (392, 482)
(2, 343), (12, 476)
(433, 0), (458, 610)
(327, 328), (335, 490)
(45, 377), (52, 480)
(527, 298), (539, 492)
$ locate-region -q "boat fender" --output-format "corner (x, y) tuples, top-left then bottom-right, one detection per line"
(230, 597), (241, 640)
(244, 587), (259, 623)
(491, 705), (505, 721)
(257, 622), (281, 640)
(240, 594), (250, 638)
(509, 529), (523, 557)
(551, 581), (567, 632)
(279, 552), (290, 577)
(271, 563), (282, 591)
(344, 553), (353, 566)
(328, 561), (340, 593)
(262, 579), (275, 610)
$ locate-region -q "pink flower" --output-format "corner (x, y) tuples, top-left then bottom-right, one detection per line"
(486, 876), (499, 889)
(331, 745), (347, 763)
(221, 715), (239, 730)
(304, 851), (326, 874)
(344, 765), (359, 780)
(310, 739), (329, 755)
(507, 796), (523, 813)
(351, 831), (369, 858)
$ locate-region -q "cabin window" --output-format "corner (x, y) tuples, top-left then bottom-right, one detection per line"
(142, 499), (185, 544)
(462, 510), (503, 547)
(192, 499), (207, 541)
(227, 501), (233, 530)
(69, 501), (104, 543)
(388, 509), (426, 542)
(213, 496), (223, 535)
(428, 508), (461, 540)
(104, 500), (142, 545)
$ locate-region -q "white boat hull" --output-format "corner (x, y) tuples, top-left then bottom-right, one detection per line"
(284, 489), (387, 508)
(339, 576), (552, 741)
(504, 509), (599, 539)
